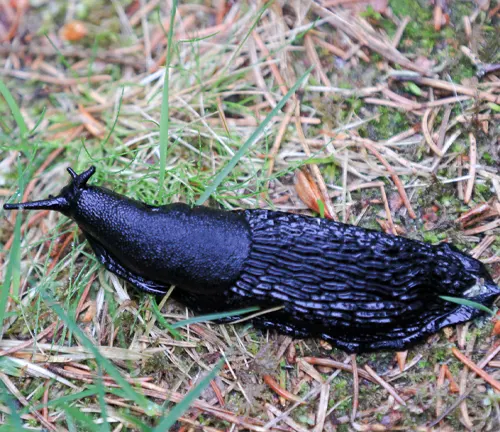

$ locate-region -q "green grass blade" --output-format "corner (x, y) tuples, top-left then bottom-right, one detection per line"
(0, 78), (33, 286)
(29, 106), (46, 135)
(171, 306), (260, 329)
(28, 387), (100, 413)
(96, 367), (110, 432)
(153, 359), (223, 431)
(0, 214), (21, 336)
(196, 66), (313, 205)
(0, 80), (28, 141)
(150, 297), (183, 339)
(440, 296), (495, 316)
(38, 291), (159, 415)
(158, 0), (178, 201)
(63, 405), (101, 432)
(0, 382), (24, 430)
(317, 199), (325, 218)
(0, 164), (24, 337)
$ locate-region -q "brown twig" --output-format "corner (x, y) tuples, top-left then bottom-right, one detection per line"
(312, 4), (429, 75)
(350, 354), (359, 422)
(362, 142), (417, 219)
(0, 372), (57, 431)
(394, 76), (500, 104)
(422, 109), (443, 156)
(294, 101), (338, 221)
(464, 132), (477, 204)
(364, 365), (406, 406)
(379, 185), (397, 235)
(266, 103), (295, 179)
(263, 374), (304, 404)
(0, 69), (112, 86)
(301, 357), (376, 383)
(48, 232), (75, 272)
(452, 347), (500, 391)
(0, 322), (57, 358)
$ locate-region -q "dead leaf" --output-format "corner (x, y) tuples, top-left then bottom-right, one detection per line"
(493, 312), (500, 336)
(60, 20), (88, 42)
(81, 301), (97, 323)
(396, 351), (407, 372)
(295, 169), (333, 219)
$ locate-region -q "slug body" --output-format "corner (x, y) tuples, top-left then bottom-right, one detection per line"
(5, 167), (499, 353)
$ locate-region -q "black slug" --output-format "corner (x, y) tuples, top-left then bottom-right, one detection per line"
(4, 166), (499, 353)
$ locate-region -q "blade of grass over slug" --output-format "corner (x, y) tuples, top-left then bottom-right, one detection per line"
(153, 359), (224, 431)
(171, 306), (260, 329)
(158, 0), (178, 201)
(440, 296), (495, 316)
(196, 66), (313, 205)
(38, 291), (159, 415)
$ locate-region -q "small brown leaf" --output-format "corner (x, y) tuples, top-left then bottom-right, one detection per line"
(376, 219), (405, 235)
(286, 343), (296, 364)
(481, 120), (488, 134)
(295, 169), (333, 219)
(319, 340), (332, 350)
(60, 20), (88, 42)
(443, 327), (454, 339)
(434, 6), (443, 31)
(396, 351), (407, 372)
(10, 0), (29, 10)
(389, 192), (404, 212)
(81, 301), (97, 323)
(263, 374), (304, 404)
(493, 312), (500, 336)
(442, 364), (460, 393)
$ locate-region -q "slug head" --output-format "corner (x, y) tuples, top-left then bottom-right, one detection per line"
(3, 166), (96, 216)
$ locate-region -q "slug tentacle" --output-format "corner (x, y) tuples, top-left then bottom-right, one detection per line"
(3, 166), (499, 353)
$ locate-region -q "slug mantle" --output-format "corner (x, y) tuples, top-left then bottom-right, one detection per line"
(4, 166), (499, 353)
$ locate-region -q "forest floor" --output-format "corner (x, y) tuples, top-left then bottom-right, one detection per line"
(0, 0), (499, 431)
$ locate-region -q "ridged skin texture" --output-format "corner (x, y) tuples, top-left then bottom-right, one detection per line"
(5, 167), (499, 353)
(228, 210), (500, 352)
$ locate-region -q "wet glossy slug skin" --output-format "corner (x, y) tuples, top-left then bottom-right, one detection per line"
(4, 167), (500, 353)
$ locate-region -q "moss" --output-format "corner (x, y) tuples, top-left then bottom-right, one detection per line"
(367, 106), (411, 140)
(422, 232), (439, 243)
(334, 378), (348, 391)
(114, 310), (142, 337)
(390, 0), (432, 21)
(141, 352), (172, 375)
